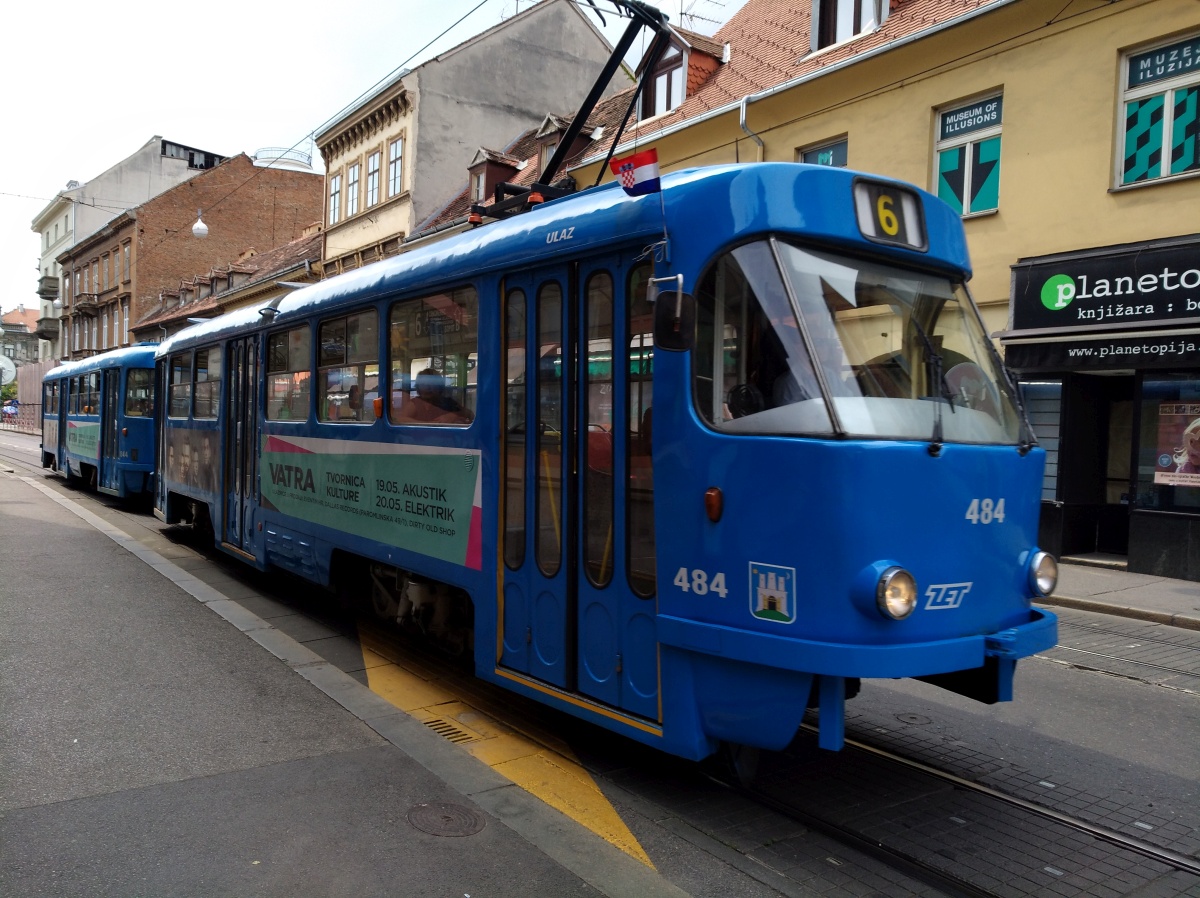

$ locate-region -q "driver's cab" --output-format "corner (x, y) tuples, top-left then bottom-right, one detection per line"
(693, 238), (1023, 445)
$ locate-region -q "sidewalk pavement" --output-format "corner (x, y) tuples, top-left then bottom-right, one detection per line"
(0, 474), (689, 898)
(1044, 560), (1200, 631)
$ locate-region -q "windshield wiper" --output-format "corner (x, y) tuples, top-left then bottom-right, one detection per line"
(908, 315), (954, 456)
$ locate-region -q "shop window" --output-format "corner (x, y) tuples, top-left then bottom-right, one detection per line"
(798, 138), (847, 167)
(1020, 380), (1062, 501)
(935, 95), (1003, 215)
(1120, 34), (1200, 186)
(1136, 375), (1200, 511)
(266, 326), (312, 421)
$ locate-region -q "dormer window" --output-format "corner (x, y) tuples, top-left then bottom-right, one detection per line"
(471, 171), (486, 203)
(813, 0), (886, 51)
(642, 44), (685, 119)
(539, 139), (558, 175)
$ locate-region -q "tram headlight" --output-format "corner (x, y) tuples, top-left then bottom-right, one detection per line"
(1028, 551), (1058, 598)
(876, 567), (917, 620)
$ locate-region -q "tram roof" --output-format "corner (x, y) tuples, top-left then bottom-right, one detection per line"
(45, 343), (160, 381)
(157, 163), (969, 359)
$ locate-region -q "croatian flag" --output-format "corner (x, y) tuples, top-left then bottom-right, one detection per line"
(610, 148), (661, 196)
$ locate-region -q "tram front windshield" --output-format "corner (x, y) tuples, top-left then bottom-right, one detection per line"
(695, 239), (1023, 444)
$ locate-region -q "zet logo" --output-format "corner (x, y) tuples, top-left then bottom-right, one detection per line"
(1040, 273), (1076, 311)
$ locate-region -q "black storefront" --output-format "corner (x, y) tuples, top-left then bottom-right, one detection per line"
(1001, 234), (1200, 581)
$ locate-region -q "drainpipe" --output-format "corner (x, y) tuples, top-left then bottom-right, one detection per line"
(739, 95), (765, 162)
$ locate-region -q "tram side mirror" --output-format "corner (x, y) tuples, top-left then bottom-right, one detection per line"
(650, 275), (695, 352)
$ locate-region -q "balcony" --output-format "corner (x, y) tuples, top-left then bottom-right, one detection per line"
(35, 316), (60, 340)
(73, 293), (100, 315)
(36, 275), (59, 299)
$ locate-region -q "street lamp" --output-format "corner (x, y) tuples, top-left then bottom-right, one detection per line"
(191, 209), (209, 239)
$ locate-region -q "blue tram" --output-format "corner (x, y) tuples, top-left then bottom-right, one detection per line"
(155, 163), (1057, 759)
(42, 344), (158, 498)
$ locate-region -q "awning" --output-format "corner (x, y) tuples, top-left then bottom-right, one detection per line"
(997, 325), (1200, 372)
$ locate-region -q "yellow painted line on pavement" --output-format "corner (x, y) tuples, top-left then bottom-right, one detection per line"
(360, 631), (653, 868)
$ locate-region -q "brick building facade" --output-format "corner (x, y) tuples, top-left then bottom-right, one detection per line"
(56, 154), (322, 357)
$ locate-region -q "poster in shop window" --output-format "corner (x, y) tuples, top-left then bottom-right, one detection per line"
(1153, 403), (1200, 487)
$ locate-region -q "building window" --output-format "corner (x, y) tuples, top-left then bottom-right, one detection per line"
(471, 171), (485, 202)
(935, 94), (1003, 216)
(101, 311), (108, 349)
(1121, 34), (1200, 186)
(366, 152), (380, 207)
(102, 254), (110, 290)
(123, 300), (129, 344)
(123, 243), (130, 282)
(642, 44), (684, 119)
(798, 138), (848, 167)
(328, 174), (341, 225)
(388, 138), (404, 197)
(813, 0), (885, 51)
(347, 163), (360, 217)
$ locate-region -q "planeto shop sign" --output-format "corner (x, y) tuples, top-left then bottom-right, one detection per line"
(1012, 240), (1200, 332)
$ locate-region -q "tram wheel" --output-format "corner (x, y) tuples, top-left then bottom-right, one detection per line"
(718, 742), (760, 786)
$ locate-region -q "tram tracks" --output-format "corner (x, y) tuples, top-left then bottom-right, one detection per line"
(701, 725), (1200, 898)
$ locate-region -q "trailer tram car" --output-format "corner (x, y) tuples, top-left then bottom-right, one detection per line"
(154, 162), (1058, 760)
(42, 344), (158, 499)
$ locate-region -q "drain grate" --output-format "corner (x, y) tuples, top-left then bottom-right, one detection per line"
(423, 717), (481, 744)
(406, 802), (485, 837)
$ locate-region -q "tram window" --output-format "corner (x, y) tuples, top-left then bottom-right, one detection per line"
(266, 326), (312, 421)
(536, 281), (563, 577)
(83, 373), (99, 415)
(193, 347), (221, 419)
(584, 271), (615, 588)
(125, 369), (154, 417)
(168, 353), (192, 418)
(46, 382), (58, 415)
(503, 288), (527, 570)
(318, 310), (378, 423)
(388, 287), (477, 426)
(68, 378), (79, 414)
(627, 262), (656, 597)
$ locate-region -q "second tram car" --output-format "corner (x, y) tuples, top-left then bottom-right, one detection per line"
(42, 344), (158, 499)
(154, 163), (1058, 760)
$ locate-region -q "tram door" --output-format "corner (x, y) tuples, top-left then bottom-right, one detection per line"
(224, 337), (258, 552)
(100, 369), (121, 492)
(500, 257), (659, 719)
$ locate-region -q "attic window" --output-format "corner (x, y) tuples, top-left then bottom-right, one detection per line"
(813, 0), (885, 51)
(642, 43), (685, 119)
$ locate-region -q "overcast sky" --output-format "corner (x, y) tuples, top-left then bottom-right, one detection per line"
(1, 0), (738, 316)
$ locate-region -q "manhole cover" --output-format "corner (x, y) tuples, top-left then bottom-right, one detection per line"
(896, 713), (932, 725)
(406, 802), (485, 837)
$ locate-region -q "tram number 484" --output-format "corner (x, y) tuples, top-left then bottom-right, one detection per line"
(673, 568), (729, 597)
(965, 498), (1006, 524)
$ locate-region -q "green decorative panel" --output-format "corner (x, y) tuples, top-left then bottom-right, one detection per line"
(1123, 95), (1164, 183)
